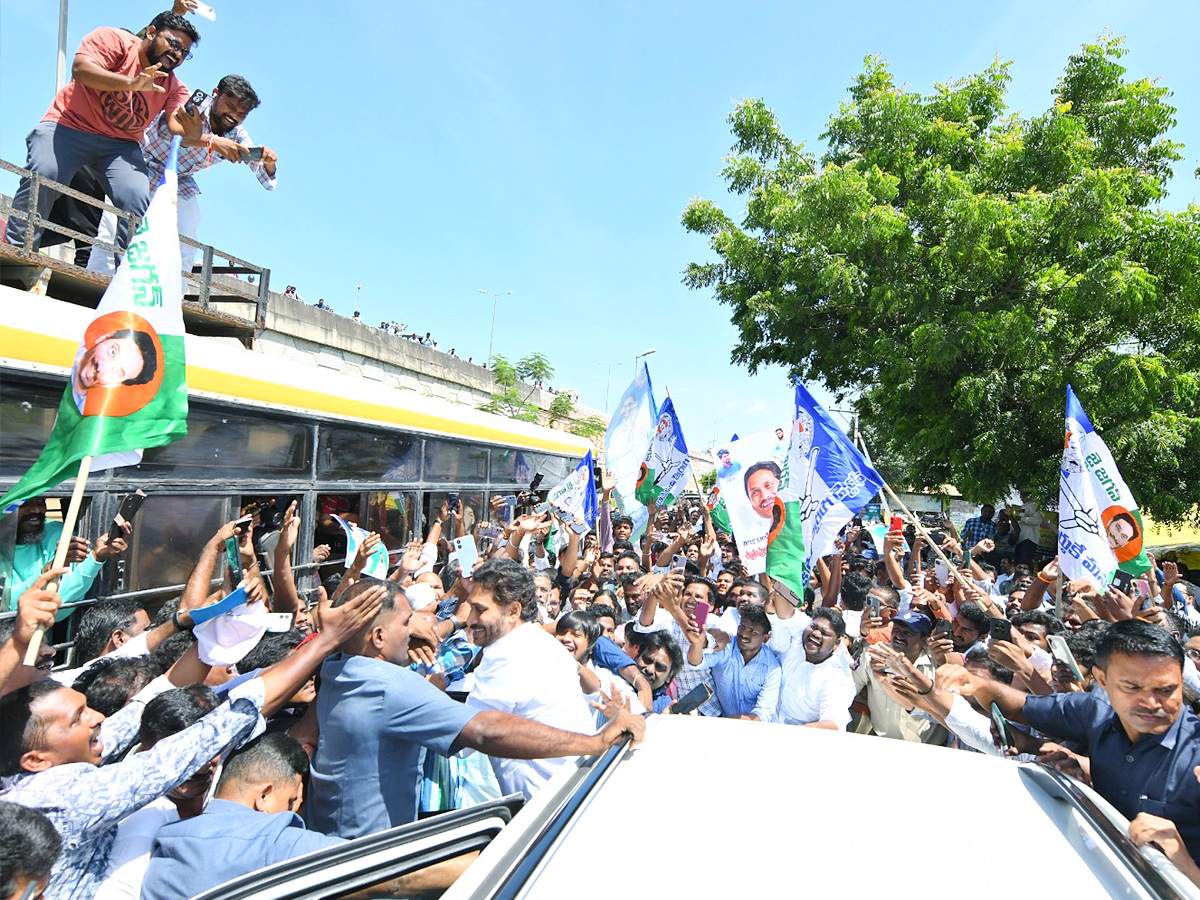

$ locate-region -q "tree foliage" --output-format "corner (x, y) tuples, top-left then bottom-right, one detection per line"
(684, 35), (1200, 520)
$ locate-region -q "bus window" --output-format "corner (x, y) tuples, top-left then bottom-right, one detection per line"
(127, 495), (228, 596)
(367, 492), (417, 564)
(317, 427), (419, 482)
(424, 439), (487, 483)
(314, 494), (360, 573)
(130, 405), (312, 479)
(426, 492), (484, 538)
(0, 380), (64, 479)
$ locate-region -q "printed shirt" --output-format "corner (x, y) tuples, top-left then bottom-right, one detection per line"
(0, 685), (263, 900)
(44, 27), (189, 142)
(142, 94), (276, 201)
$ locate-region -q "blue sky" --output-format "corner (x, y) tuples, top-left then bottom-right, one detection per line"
(3, 0), (1197, 452)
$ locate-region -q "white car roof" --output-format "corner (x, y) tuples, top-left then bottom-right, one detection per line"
(446, 715), (1198, 900)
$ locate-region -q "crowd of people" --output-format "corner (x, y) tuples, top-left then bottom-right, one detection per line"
(3, 480), (1200, 899)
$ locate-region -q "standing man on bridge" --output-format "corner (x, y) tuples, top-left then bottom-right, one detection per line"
(88, 75), (278, 280)
(4, 11), (199, 255)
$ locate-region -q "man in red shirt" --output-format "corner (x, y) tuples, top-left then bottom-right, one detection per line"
(4, 11), (199, 255)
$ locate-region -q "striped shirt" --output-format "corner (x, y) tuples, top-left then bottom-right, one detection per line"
(694, 640), (781, 721)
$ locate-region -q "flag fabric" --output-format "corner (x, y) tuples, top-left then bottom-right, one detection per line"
(705, 485), (733, 534)
(603, 364), (657, 534)
(634, 398), (694, 507)
(766, 382), (884, 598)
(546, 450), (598, 529)
(0, 138), (189, 511)
(1059, 385), (1148, 588)
(333, 514), (390, 579)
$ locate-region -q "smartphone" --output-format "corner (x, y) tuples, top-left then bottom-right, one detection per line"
(238, 146), (265, 163)
(184, 88), (207, 115)
(533, 501), (553, 516)
(1048, 634), (1085, 681)
(671, 553), (688, 572)
(988, 616), (1013, 644)
(934, 560), (950, 586)
(1135, 580), (1154, 613)
(478, 524), (503, 541)
(225, 535), (243, 584)
(501, 495), (517, 525)
(889, 515), (903, 534)
(232, 515), (253, 534)
(693, 600), (710, 631)
(867, 595), (882, 618)
(930, 531), (946, 547)
(669, 683), (712, 715)
(933, 618), (953, 639)
(962, 548), (972, 570)
(452, 536), (479, 575)
(990, 702), (1011, 750)
(264, 612), (293, 633)
(108, 489), (147, 542)
(1112, 570), (1132, 594)
(447, 494), (460, 513)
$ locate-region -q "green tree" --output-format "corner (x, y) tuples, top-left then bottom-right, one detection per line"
(699, 469), (717, 493)
(683, 35), (1200, 520)
(477, 354), (541, 422)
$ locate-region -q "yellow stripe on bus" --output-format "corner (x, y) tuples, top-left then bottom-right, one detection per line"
(0, 324), (586, 455)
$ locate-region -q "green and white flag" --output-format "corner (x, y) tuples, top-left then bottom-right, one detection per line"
(0, 139), (189, 511)
(634, 398), (693, 507)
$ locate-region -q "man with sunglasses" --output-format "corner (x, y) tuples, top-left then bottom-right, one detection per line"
(5, 11), (199, 255)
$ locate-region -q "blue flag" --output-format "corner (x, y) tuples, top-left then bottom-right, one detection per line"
(634, 398), (694, 507)
(767, 382), (884, 598)
(547, 450), (598, 530)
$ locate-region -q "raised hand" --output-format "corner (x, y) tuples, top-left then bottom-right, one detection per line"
(129, 63), (167, 93)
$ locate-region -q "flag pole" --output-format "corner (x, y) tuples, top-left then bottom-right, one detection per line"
(855, 433), (891, 522)
(23, 456), (92, 665)
(878, 480), (976, 596)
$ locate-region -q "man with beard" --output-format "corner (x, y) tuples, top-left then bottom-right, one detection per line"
(770, 607), (855, 729)
(4, 11), (199, 253)
(90, 75), (277, 278)
(1, 498), (127, 613)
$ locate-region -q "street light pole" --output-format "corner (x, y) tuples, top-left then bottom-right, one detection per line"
(598, 361), (622, 414)
(634, 347), (657, 371)
(57, 0), (69, 91)
(478, 289), (515, 365)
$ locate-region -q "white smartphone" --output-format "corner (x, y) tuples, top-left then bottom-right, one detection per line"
(453, 536), (479, 575)
(934, 560), (950, 586)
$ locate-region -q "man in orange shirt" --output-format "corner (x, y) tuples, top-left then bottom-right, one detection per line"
(5, 11), (199, 254)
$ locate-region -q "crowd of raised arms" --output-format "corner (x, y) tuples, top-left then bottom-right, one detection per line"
(3, 485), (1200, 900)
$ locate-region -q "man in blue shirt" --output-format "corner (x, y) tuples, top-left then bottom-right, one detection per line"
(141, 733), (344, 900)
(964, 619), (1200, 887)
(960, 505), (997, 549)
(687, 603), (781, 721)
(306, 579), (645, 839)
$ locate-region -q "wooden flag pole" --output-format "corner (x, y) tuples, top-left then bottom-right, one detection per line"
(878, 480), (976, 596)
(855, 433), (891, 523)
(22, 456), (92, 666)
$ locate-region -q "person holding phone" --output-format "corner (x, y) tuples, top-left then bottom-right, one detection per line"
(89, 75), (277, 282)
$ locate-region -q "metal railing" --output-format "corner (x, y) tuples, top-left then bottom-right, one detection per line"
(0, 157), (270, 333)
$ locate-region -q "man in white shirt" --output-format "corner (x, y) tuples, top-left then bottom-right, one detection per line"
(769, 606), (856, 729)
(464, 559), (600, 799)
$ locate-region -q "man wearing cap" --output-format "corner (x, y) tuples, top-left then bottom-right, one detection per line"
(854, 610), (948, 744)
